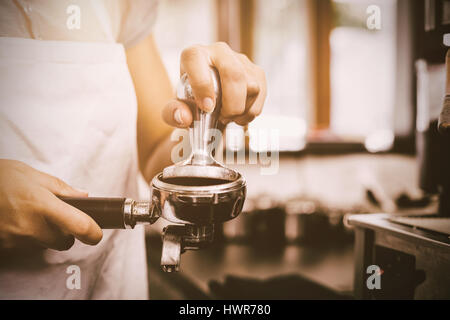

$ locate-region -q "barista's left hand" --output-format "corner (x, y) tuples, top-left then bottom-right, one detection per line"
(162, 42), (266, 127)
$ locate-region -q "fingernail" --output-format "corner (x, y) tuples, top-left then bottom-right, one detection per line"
(203, 97), (214, 112)
(174, 109), (184, 125)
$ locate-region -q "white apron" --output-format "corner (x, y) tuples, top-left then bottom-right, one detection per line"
(0, 36), (148, 299)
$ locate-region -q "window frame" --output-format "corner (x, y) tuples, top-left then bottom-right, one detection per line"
(216, 0), (417, 155)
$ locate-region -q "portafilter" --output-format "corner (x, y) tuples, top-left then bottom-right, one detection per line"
(60, 69), (246, 272)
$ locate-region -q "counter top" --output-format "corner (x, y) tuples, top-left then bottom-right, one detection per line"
(146, 237), (354, 299)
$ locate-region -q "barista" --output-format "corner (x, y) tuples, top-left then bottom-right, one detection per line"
(0, 0), (266, 299)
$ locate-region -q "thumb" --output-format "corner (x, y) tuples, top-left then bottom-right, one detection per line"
(42, 193), (103, 245)
(162, 100), (193, 128)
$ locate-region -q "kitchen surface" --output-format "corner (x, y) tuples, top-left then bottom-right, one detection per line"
(144, 153), (446, 299)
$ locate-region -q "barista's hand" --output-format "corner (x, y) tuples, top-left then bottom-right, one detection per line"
(0, 160), (102, 251)
(162, 42), (267, 127)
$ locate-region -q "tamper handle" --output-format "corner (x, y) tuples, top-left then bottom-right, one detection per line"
(177, 68), (222, 165)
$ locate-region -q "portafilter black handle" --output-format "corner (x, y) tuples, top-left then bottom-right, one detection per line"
(59, 197), (155, 229)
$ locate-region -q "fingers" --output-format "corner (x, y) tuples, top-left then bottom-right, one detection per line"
(233, 59), (266, 126)
(233, 78), (266, 126)
(27, 168), (100, 246)
(237, 53), (261, 110)
(180, 45), (216, 112)
(40, 192), (103, 246)
(209, 43), (248, 119)
(0, 161), (101, 251)
(177, 42), (266, 128)
(33, 222), (75, 251)
(162, 99), (193, 128)
(4, 208), (75, 251)
(34, 170), (88, 198)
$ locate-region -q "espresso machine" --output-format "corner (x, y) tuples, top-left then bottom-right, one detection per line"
(416, 58), (450, 217)
(415, 0), (450, 217)
(61, 69), (246, 272)
(437, 51), (450, 215)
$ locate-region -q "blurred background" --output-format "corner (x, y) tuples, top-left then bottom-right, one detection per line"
(145, 0), (450, 299)
(154, 0), (406, 151)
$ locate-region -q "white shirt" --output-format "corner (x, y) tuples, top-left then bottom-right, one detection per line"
(0, 0), (159, 299)
(0, 0), (158, 47)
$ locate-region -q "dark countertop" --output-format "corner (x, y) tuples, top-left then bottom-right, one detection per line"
(146, 236), (354, 299)
(142, 154), (423, 299)
(348, 213), (450, 249)
(348, 213), (450, 299)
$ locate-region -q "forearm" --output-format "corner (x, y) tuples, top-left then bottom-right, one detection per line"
(126, 34), (174, 179)
(127, 35), (266, 183)
(141, 134), (176, 182)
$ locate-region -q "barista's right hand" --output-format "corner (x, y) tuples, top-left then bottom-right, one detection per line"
(0, 159), (102, 251)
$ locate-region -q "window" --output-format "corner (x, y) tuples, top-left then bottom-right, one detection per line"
(251, 0), (401, 152)
(153, 0), (406, 153)
(153, 0), (217, 85)
(330, 0), (398, 151)
(250, 0), (310, 151)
